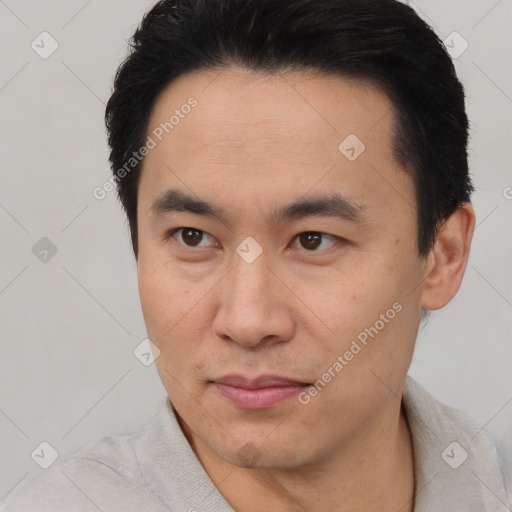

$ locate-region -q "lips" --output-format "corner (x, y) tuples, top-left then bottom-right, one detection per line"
(214, 374), (310, 388)
(211, 374), (310, 410)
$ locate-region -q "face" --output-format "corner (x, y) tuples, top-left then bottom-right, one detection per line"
(136, 67), (428, 469)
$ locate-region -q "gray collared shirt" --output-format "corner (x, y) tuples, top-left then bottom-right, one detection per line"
(1, 376), (510, 511)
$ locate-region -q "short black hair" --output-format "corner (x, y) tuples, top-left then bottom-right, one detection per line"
(105, 0), (473, 258)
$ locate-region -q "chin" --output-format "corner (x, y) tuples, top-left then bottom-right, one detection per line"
(211, 432), (316, 471)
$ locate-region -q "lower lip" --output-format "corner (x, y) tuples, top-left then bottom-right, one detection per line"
(213, 382), (307, 410)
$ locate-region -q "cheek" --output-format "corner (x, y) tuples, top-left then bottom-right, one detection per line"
(138, 260), (211, 399)
(138, 248), (194, 320)
(138, 261), (174, 335)
(137, 255), (219, 365)
(299, 259), (396, 330)
(302, 249), (420, 374)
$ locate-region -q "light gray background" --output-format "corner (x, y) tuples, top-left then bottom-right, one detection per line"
(1, 0), (511, 501)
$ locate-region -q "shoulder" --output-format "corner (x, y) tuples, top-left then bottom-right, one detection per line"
(403, 375), (501, 455)
(403, 375), (511, 510)
(0, 430), (168, 512)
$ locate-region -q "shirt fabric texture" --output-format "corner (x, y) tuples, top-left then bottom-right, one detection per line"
(1, 375), (510, 511)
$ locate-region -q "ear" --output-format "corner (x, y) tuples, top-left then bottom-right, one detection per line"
(420, 202), (476, 311)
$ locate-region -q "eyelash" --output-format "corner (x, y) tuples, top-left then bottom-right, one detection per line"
(165, 227), (345, 253)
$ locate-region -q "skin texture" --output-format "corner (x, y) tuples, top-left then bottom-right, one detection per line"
(136, 67), (475, 512)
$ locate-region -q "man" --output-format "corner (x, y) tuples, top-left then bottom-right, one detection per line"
(1, 0), (509, 510)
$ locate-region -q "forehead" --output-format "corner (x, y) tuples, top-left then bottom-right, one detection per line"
(146, 66), (397, 157)
(138, 66), (414, 225)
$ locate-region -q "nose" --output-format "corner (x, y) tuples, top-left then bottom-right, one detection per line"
(211, 246), (295, 349)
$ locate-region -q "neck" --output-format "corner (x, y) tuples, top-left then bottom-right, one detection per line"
(179, 397), (415, 512)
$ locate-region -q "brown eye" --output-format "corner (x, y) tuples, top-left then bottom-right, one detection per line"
(170, 227), (215, 248)
(180, 228), (203, 246)
(294, 231), (338, 251)
(300, 232), (321, 250)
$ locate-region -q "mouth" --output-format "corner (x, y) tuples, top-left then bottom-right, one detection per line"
(210, 374), (311, 410)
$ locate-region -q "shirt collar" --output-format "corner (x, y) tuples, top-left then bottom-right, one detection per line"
(402, 375), (509, 511)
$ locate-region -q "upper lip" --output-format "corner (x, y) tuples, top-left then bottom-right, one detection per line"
(213, 374), (310, 389)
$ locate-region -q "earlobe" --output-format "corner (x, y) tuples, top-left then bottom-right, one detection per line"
(420, 203), (476, 311)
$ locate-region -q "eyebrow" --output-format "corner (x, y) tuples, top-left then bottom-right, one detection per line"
(150, 188), (366, 226)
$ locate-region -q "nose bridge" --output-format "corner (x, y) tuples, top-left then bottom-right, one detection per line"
(228, 242), (271, 310)
(212, 241), (293, 347)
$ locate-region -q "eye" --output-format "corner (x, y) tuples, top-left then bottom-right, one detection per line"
(168, 227), (217, 248)
(291, 231), (339, 252)
(166, 228), (342, 252)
